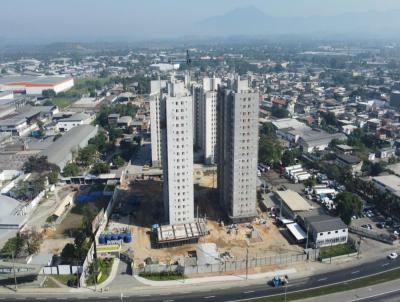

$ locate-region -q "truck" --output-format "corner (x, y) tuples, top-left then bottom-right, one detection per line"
(270, 275), (289, 287)
(296, 173), (312, 182)
(287, 168), (303, 178)
(284, 165), (302, 175)
(314, 188), (336, 195)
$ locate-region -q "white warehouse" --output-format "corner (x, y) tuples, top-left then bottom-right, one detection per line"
(0, 76), (74, 95)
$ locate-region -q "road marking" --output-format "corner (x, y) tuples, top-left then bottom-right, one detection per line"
(346, 288), (400, 301)
(163, 300), (174, 302)
(204, 296), (216, 299)
(351, 270), (360, 274)
(317, 277), (327, 281)
(15, 299), (26, 300)
(382, 263), (390, 267)
(35, 299), (47, 301)
(243, 290), (255, 294)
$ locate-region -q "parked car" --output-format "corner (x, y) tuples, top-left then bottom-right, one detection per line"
(361, 224), (372, 230)
(376, 222), (386, 229)
(388, 252), (398, 260)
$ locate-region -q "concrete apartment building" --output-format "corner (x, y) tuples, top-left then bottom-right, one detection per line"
(217, 76), (259, 222)
(160, 80), (194, 225)
(193, 76), (221, 164)
(150, 79), (166, 167)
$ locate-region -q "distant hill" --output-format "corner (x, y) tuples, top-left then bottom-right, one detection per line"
(192, 6), (400, 38)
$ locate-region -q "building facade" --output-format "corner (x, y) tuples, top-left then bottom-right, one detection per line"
(193, 77), (221, 164)
(150, 93), (162, 167)
(217, 77), (259, 222)
(160, 81), (194, 225)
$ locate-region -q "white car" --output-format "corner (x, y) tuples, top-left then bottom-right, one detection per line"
(388, 252), (398, 260)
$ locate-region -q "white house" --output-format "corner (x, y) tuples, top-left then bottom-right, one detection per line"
(303, 214), (348, 248)
(56, 113), (93, 132)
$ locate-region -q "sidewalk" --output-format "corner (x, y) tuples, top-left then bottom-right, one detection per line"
(297, 279), (400, 302)
(134, 268), (296, 286)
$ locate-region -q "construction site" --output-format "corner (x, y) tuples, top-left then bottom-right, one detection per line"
(112, 168), (303, 267)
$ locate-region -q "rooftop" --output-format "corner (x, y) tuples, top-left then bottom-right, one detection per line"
(39, 124), (98, 166)
(0, 75), (72, 87)
(305, 214), (347, 233)
(372, 175), (400, 193)
(336, 153), (362, 165)
(275, 190), (313, 212)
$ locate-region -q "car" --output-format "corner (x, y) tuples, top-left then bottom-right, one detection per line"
(376, 222), (386, 229)
(388, 252), (398, 260)
(361, 224), (372, 230)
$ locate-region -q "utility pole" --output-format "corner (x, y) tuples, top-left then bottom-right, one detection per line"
(284, 281), (288, 302)
(245, 248), (249, 280)
(12, 251), (17, 292)
(305, 224), (310, 250)
(357, 235), (362, 259)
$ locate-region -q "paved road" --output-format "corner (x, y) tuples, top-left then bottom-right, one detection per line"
(1, 256), (399, 302)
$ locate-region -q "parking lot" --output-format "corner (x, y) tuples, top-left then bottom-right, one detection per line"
(351, 206), (399, 238)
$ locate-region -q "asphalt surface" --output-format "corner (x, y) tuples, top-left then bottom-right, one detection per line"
(0, 256), (399, 302)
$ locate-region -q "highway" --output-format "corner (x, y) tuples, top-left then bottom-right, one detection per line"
(0, 257), (399, 302)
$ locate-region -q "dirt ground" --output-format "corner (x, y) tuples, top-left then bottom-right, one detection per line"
(113, 173), (302, 265)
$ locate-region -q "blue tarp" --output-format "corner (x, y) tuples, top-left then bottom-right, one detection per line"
(75, 191), (103, 203)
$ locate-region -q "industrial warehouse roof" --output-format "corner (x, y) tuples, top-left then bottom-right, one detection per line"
(305, 214), (347, 233)
(372, 175), (400, 193)
(275, 190), (314, 212)
(0, 195), (26, 228)
(0, 75), (72, 87)
(39, 124), (98, 166)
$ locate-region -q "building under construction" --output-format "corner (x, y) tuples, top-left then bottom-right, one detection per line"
(151, 220), (208, 248)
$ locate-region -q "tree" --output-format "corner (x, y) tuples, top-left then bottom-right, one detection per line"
(261, 122), (276, 137)
(20, 229), (42, 255)
(258, 136), (283, 165)
(23, 156), (57, 173)
(77, 145), (97, 166)
(271, 107), (289, 118)
(74, 231), (90, 261)
(112, 156), (125, 168)
(61, 243), (76, 264)
(91, 162), (110, 175)
(362, 160), (385, 176)
(304, 176), (317, 188)
(63, 163), (80, 177)
(47, 170), (59, 185)
(323, 112), (338, 127)
(1, 235), (23, 257)
(89, 131), (108, 153)
(335, 192), (362, 225)
(281, 149), (300, 167)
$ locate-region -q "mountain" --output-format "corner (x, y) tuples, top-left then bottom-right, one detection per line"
(192, 6), (400, 38)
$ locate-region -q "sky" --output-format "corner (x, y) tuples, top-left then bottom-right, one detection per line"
(1, 0), (400, 42)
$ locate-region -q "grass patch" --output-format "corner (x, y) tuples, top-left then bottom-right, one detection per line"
(42, 277), (61, 288)
(319, 243), (357, 260)
(244, 268), (400, 301)
(52, 274), (76, 286)
(139, 271), (184, 281)
(48, 97), (78, 108)
(86, 258), (114, 286)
